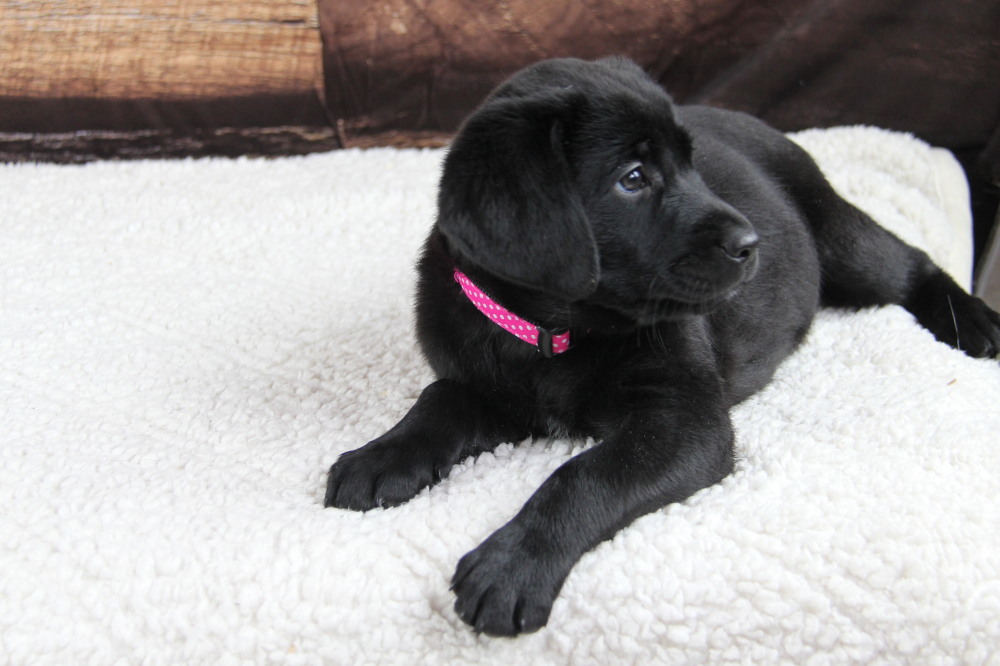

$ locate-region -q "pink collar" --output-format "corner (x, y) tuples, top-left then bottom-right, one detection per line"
(454, 269), (571, 357)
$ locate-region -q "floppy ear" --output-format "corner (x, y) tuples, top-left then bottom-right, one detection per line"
(436, 93), (599, 301)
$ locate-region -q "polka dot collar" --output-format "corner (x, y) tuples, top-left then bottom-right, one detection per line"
(454, 269), (571, 357)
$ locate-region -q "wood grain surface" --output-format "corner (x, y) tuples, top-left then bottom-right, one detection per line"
(1, 1), (323, 99)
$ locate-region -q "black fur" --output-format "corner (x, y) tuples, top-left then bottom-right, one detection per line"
(324, 57), (1000, 636)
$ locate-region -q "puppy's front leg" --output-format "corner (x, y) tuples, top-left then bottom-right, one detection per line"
(325, 379), (528, 511)
(451, 406), (735, 636)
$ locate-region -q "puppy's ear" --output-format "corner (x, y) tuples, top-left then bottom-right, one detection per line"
(436, 93), (599, 301)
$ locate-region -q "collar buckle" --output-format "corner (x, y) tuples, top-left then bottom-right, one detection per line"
(538, 328), (555, 358)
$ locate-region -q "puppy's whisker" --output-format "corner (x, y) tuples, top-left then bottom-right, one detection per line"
(639, 274), (660, 324)
(646, 273), (662, 300)
(947, 294), (961, 351)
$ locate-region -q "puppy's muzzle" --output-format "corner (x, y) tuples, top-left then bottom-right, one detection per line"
(716, 218), (759, 265)
(663, 205), (760, 303)
(691, 208), (759, 272)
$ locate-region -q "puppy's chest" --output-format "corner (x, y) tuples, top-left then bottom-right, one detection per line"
(533, 380), (589, 437)
(524, 356), (625, 437)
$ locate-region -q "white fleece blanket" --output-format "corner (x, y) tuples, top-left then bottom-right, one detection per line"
(2, 128), (999, 665)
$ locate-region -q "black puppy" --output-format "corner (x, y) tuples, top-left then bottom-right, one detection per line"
(324, 57), (1000, 636)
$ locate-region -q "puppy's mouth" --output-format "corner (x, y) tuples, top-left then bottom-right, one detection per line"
(596, 259), (757, 323)
(634, 289), (737, 322)
(666, 265), (755, 303)
(594, 287), (731, 324)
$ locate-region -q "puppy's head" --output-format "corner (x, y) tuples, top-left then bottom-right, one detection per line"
(437, 57), (759, 323)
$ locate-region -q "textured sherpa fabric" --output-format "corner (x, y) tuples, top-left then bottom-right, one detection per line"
(2, 128), (998, 665)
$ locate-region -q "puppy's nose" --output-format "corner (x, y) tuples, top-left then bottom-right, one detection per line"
(719, 228), (759, 263)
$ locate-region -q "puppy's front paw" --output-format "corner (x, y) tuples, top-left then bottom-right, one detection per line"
(451, 523), (567, 637)
(324, 437), (452, 511)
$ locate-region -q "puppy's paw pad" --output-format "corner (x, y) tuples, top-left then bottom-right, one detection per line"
(451, 527), (561, 636)
(324, 440), (447, 511)
(945, 295), (1000, 359)
(324, 448), (381, 510)
(910, 275), (1000, 359)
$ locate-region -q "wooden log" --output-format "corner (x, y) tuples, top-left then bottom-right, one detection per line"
(0, 1), (323, 100)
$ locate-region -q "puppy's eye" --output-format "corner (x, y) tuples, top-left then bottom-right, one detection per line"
(617, 167), (648, 194)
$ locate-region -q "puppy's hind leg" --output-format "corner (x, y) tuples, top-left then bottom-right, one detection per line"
(902, 268), (1000, 358)
(325, 379), (529, 511)
(795, 165), (1000, 358)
